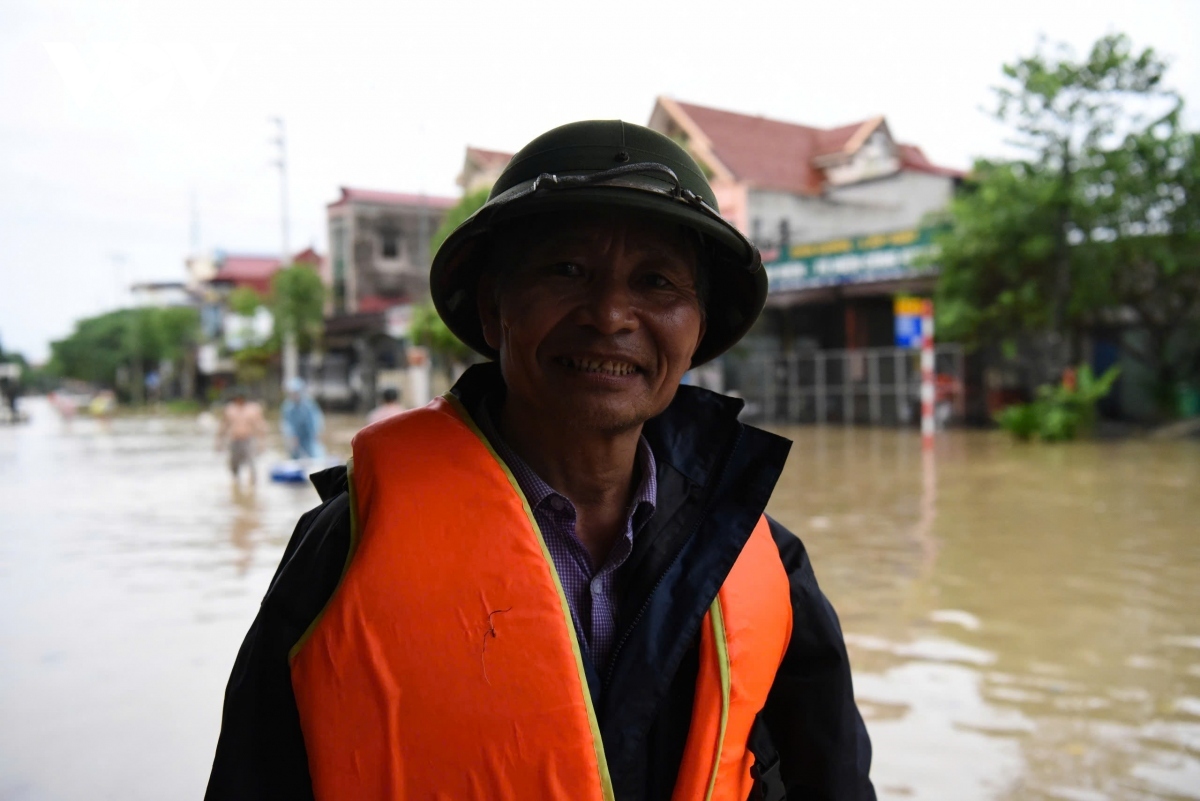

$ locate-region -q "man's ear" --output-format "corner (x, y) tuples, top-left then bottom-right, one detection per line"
(477, 272), (502, 351)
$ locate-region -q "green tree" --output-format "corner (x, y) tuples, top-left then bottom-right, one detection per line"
(933, 34), (1198, 400)
(429, 187), (490, 258)
(416, 188), (492, 363)
(228, 286), (265, 316)
(270, 264), (326, 352)
(1086, 118), (1200, 406)
(49, 307), (200, 400)
(410, 301), (473, 363)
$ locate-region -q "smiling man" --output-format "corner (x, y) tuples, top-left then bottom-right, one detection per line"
(206, 121), (875, 801)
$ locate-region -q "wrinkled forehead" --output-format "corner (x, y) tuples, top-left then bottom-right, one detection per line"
(491, 208), (700, 267)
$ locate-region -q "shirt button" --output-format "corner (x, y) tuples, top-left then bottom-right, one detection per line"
(550, 497), (566, 511)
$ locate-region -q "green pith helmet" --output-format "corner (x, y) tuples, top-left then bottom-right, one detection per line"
(429, 120), (765, 366)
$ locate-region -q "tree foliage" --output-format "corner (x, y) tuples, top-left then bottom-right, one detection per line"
(416, 188), (493, 363)
(228, 286), (265, 316)
(429, 187), (490, 259)
(49, 306), (200, 391)
(270, 264), (326, 352)
(410, 301), (473, 363)
(933, 34), (1200, 401)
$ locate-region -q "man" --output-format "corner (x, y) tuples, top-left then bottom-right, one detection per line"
(215, 390), (267, 484)
(206, 121), (874, 800)
(0, 374), (18, 424)
(280, 377), (325, 459)
(366, 386), (404, 425)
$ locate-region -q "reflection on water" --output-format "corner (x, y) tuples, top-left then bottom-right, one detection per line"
(766, 426), (1200, 800)
(0, 400), (1196, 799)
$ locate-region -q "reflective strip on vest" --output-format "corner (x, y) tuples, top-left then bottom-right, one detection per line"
(672, 515), (794, 801)
(289, 394), (792, 800)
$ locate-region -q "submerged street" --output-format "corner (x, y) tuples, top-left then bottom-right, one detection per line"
(0, 400), (1197, 800)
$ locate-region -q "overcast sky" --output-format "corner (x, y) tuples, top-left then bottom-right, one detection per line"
(2, 0), (1197, 361)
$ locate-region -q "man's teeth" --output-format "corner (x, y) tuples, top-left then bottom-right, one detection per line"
(561, 357), (638, 376)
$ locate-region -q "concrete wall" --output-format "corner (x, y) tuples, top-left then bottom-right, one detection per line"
(330, 202), (447, 311)
(747, 170), (954, 246)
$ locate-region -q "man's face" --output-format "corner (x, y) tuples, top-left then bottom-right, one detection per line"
(480, 212), (706, 435)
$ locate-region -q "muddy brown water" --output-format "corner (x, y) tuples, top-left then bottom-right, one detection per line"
(0, 400), (1196, 800)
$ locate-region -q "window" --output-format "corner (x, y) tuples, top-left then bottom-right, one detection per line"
(778, 219), (790, 248)
(380, 231), (399, 259)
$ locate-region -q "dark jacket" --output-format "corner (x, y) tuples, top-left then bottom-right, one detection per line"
(205, 364), (875, 800)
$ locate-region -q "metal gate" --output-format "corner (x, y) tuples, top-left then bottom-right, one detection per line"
(731, 345), (965, 426)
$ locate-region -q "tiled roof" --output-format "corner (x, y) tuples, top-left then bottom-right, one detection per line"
(292, 247), (322, 266)
(465, 147), (513, 170)
(210, 249), (325, 295)
(212, 255), (281, 295)
(328, 187), (457, 209)
(667, 100), (963, 194)
(896, 144), (966, 178)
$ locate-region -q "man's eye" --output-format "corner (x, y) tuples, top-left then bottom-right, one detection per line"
(641, 273), (674, 289)
(549, 262), (583, 277)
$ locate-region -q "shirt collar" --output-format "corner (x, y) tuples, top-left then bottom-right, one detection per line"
(474, 395), (657, 521)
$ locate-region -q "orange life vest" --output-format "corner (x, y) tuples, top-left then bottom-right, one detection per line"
(289, 395), (793, 800)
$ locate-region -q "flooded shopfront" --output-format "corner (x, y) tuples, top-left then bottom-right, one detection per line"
(1, 401), (1197, 800)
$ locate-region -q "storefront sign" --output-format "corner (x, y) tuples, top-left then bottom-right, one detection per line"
(765, 226), (939, 293)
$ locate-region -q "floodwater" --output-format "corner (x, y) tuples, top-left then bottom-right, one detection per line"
(0, 400), (1197, 800)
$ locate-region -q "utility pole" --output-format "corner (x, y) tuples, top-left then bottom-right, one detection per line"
(189, 188), (201, 254)
(271, 116), (298, 390)
(271, 116), (290, 259)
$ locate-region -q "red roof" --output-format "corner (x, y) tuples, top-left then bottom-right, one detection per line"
(357, 295), (406, 313)
(210, 249), (324, 295)
(669, 100), (963, 194)
(466, 147), (513, 170)
(292, 247), (322, 266)
(212, 255), (281, 295)
(896, 144), (966, 178)
(328, 187), (457, 209)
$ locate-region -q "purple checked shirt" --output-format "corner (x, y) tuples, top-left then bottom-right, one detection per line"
(475, 400), (657, 673)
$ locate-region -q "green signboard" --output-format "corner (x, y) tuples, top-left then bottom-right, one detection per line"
(765, 226), (939, 293)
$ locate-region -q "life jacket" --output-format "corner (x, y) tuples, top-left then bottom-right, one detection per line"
(289, 395), (793, 800)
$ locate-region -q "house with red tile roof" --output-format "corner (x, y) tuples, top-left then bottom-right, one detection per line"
(326, 186), (456, 315)
(458, 147), (514, 194)
(189, 248), (323, 296)
(648, 97), (965, 356)
(317, 187), (458, 411)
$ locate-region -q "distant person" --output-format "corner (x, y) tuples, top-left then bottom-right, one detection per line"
(366, 387), (404, 425)
(216, 390), (267, 484)
(89, 389), (116, 419)
(47, 391), (77, 421)
(0, 377), (18, 423)
(281, 378), (325, 460)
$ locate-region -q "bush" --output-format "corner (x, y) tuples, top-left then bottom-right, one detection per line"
(996, 365), (1120, 442)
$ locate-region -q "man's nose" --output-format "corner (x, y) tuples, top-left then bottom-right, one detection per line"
(578, 273), (638, 335)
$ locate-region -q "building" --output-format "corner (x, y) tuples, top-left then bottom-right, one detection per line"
(647, 97), (964, 354)
(319, 187), (457, 410)
(457, 147), (513, 194)
(325, 187), (456, 315)
(181, 248), (326, 400)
